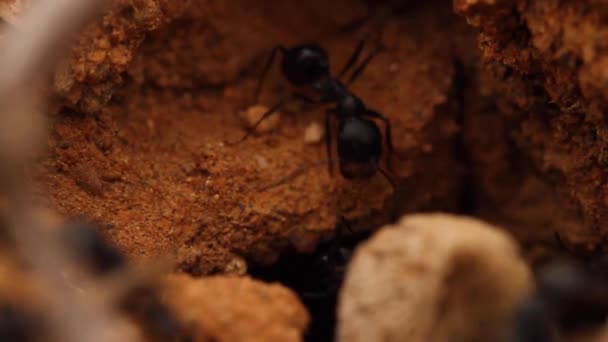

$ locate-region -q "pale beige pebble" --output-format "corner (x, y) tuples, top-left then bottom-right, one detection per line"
(337, 213), (533, 342)
(164, 274), (309, 342)
(87, 50), (107, 64)
(223, 255), (248, 275)
(242, 105), (281, 134)
(303, 121), (324, 144)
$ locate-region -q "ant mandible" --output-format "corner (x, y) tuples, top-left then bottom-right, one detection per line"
(233, 41), (395, 175)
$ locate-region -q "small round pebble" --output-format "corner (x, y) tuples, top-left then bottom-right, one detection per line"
(304, 121), (324, 144)
(243, 105), (281, 134)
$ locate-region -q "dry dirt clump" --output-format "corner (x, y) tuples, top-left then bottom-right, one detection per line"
(32, 1), (475, 274)
(52, 0), (193, 114)
(455, 0), (608, 251)
(337, 213), (532, 342)
(164, 274), (309, 342)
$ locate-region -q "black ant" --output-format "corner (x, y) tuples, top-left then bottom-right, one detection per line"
(233, 41), (396, 177)
(258, 111), (396, 191)
(510, 260), (608, 342)
(253, 41), (373, 106)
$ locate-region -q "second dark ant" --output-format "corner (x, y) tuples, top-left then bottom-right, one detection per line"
(510, 260), (608, 342)
(510, 233), (608, 342)
(232, 41), (396, 176)
(249, 216), (370, 342)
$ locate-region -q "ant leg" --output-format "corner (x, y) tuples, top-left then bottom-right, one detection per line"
(377, 166), (397, 191)
(229, 92), (318, 145)
(336, 214), (353, 235)
(365, 110), (395, 170)
(254, 45), (286, 101)
(228, 98), (286, 145)
(292, 93), (319, 105)
(325, 109), (335, 176)
(337, 39), (365, 80)
(292, 94), (335, 177)
(346, 48), (378, 86)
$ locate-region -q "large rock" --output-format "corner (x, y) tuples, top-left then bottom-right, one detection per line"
(337, 213), (532, 342)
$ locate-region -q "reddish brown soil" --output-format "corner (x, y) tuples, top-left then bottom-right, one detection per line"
(3, 0), (608, 340)
(456, 0), (608, 253)
(34, 0), (471, 274)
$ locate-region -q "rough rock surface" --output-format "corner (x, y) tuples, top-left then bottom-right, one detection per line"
(455, 0), (608, 251)
(337, 213), (532, 342)
(163, 274), (309, 342)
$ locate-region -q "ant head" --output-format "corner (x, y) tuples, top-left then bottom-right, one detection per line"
(282, 44), (329, 86)
(337, 117), (382, 179)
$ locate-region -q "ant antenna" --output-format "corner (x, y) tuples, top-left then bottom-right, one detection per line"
(255, 45), (286, 101)
(337, 40), (365, 80)
(258, 159), (338, 192)
(346, 48), (379, 87)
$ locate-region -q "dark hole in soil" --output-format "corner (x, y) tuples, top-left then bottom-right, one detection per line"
(250, 228), (373, 342)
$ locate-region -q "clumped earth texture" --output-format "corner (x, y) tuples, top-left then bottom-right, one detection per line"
(2, 0), (608, 340)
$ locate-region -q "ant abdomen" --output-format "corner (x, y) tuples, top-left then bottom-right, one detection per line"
(337, 117), (382, 179)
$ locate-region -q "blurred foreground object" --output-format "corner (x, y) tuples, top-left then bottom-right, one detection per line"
(0, 1), (146, 341)
(337, 213), (532, 342)
(164, 274), (310, 342)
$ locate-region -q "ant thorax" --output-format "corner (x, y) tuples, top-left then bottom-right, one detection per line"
(313, 78), (365, 116)
(313, 78), (346, 102)
(336, 94), (366, 118)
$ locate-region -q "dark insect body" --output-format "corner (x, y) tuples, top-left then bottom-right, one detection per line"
(246, 42), (396, 188)
(510, 261), (608, 342)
